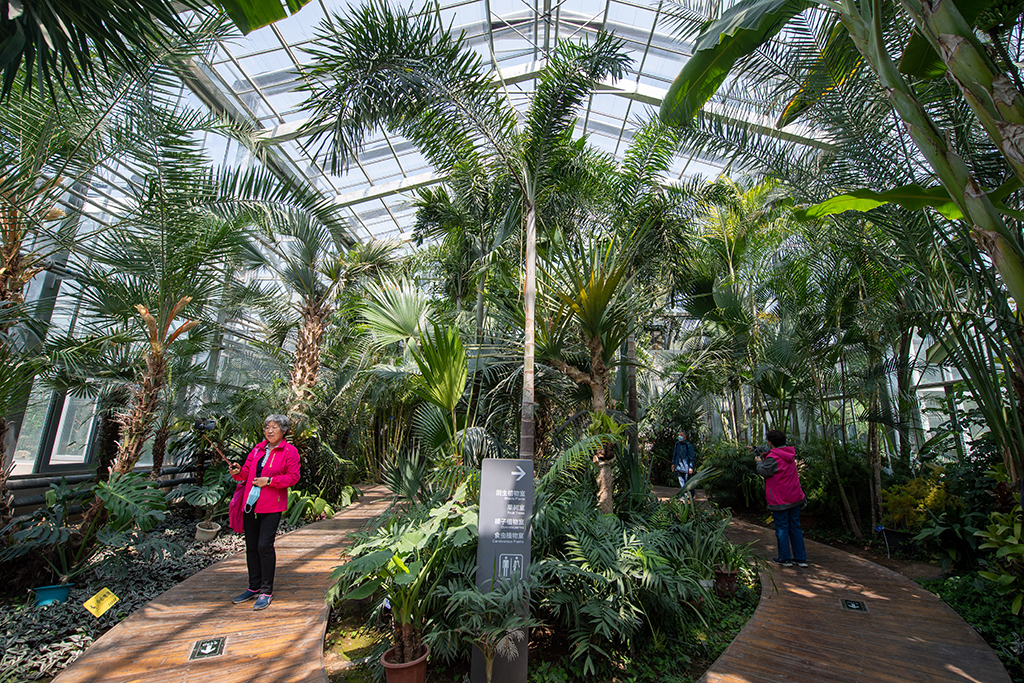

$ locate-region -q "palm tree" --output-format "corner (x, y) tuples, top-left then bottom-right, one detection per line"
(74, 164), (247, 477)
(301, 0), (630, 459)
(539, 233), (643, 513)
(605, 119), (688, 453)
(668, 177), (788, 440)
(661, 0), (1024, 488)
(0, 56), (215, 522)
(67, 102), (346, 524)
(412, 161), (520, 341)
(0, 0), (221, 102)
(242, 222), (399, 412)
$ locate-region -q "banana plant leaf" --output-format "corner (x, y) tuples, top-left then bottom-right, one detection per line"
(793, 178), (1023, 221)
(217, 0), (312, 35)
(897, 0), (994, 79)
(661, 0), (816, 126)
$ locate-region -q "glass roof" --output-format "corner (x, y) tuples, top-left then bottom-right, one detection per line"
(180, 0), (819, 244)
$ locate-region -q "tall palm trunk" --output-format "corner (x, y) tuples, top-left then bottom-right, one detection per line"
(115, 347), (168, 473)
(520, 203), (537, 460)
(867, 345), (884, 529)
(626, 332), (638, 456)
(291, 299), (331, 409)
(867, 406), (882, 529)
(82, 300), (196, 532)
(587, 337), (615, 514)
(551, 333), (616, 512)
(149, 416), (170, 481)
(839, 354), (849, 450)
(896, 329), (913, 466)
(469, 273), (487, 427)
(0, 418), (12, 525)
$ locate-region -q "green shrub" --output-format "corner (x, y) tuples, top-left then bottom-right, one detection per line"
(881, 469), (959, 532)
(528, 491), (739, 676)
(700, 441), (763, 511)
(914, 509), (984, 572)
(642, 389), (705, 488)
(797, 440), (871, 534)
(977, 508), (1024, 615)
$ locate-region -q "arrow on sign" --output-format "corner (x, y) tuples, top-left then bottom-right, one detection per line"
(200, 643), (217, 654)
(512, 465), (526, 482)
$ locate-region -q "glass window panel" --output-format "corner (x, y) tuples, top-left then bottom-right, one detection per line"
(12, 385), (50, 475)
(48, 395), (98, 469)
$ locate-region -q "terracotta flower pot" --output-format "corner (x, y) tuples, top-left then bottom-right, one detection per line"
(713, 568), (739, 598)
(381, 644), (429, 683)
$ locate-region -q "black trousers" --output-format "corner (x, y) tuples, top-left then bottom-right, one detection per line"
(243, 510), (282, 594)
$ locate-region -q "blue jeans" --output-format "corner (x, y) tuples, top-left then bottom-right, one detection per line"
(772, 505), (807, 562)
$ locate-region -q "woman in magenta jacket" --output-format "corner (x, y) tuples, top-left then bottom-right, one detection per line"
(228, 414), (301, 610)
(754, 430), (808, 568)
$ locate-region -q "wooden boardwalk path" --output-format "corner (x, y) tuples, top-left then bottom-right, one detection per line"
(53, 485), (393, 683)
(651, 487), (1010, 683)
(56, 485), (1010, 683)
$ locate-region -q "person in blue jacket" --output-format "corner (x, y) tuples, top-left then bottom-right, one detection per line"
(672, 431), (695, 488)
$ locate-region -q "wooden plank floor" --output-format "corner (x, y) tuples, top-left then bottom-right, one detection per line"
(53, 485), (393, 683)
(648, 485), (1011, 683)
(57, 486), (1010, 683)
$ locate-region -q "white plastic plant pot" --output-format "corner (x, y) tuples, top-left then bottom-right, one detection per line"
(195, 521), (222, 542)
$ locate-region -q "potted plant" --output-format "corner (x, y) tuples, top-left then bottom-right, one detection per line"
(0, 474), (177, 604)
(328, 485), (477, 682)
(168, 463), (235, 540)
(713, 542), (752, 598)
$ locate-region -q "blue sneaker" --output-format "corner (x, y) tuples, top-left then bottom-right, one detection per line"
(796, 560), (809, 568)
(253, 593), (273, 611)
(232, 589), (258, 604)
(771, 557), (793, 567)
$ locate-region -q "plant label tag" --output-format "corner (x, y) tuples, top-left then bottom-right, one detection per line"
(84, 588), (119, 617)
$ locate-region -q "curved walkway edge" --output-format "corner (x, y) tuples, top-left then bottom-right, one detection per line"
(704, 517), (1011, 683)
(53, 485), (393, 683)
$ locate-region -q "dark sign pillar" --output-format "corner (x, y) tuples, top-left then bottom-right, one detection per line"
(473, 458), (534, 683)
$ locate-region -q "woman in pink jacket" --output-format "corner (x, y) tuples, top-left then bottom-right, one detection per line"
(228, 414), (301, 610)
(754, 430), (808, 568)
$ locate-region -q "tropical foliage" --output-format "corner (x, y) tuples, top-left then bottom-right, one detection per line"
(6, 0), (1024, 678)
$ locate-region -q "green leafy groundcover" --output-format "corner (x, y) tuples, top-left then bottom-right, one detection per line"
(329, 580), (759, 683)
(918, 573), (1024, 683)
(0, 511), (307, 682)
(524, 582), (759, 683)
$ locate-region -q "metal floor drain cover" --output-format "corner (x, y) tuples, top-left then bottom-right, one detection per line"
(841, 599), (868, 612)
(190, 637), (226, 660)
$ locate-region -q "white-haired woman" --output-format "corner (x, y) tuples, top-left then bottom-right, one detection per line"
(228, 414), (300, 611)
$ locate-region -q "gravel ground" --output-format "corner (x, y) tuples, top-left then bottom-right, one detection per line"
(0, 512), (307, 682)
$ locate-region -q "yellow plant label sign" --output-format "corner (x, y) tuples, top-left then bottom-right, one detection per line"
(84, 588), (119, 617)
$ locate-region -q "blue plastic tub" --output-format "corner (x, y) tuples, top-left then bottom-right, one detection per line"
(33, 583), (72, 606)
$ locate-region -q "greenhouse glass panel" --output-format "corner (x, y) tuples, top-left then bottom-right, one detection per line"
(48, 396), (98, 470)
(12, 385), (49, 476)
